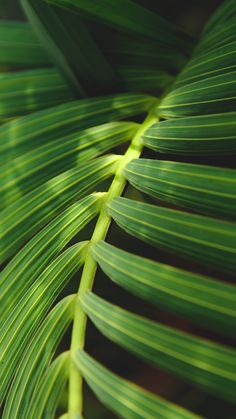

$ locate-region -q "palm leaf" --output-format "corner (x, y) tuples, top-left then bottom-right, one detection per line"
(124, 158), (236, 218)
(21, 0), (116, 95)
(0, 20), (50, 69)
(107, 197), (236, 275)
(91, 241), (236, 335)
(142, 112), (236, 155)
(81, 291), (236, 402)
(75, 350), (200, 419)
(1, 1), (236, 418)
(0, 68), (72, 120)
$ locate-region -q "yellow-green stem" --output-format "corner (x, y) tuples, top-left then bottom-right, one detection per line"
(68, 109), (158, 417)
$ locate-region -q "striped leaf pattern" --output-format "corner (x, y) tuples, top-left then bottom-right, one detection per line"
(124, 158), (236, 218)
(143, 112), (236, 155)
(91, 241), (236, 335)
(1, 1), (236, 419)
(81, 291), (236, 403)
(107, 197), (236, 275)
(0, 21), (50, 69)
(74, 350), (200, 419)
(0, 68), (73, 121)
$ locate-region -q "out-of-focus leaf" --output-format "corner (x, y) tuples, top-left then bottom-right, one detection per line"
(21, 0), (116, 95)
(0, 21), (50, 69)
(117, 66), (173, 92)
(47, 0), (193, 52)
(0, 68), (72, 120)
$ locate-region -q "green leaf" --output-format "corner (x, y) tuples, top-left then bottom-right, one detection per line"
(159, 71), (236, 117)
(0, 20), (50, 69)
(91, 241), (236, 335)
(124, 159), (236, 219)
(0, 155), (118, 263)
(23, 352), (69, 419)
(201, 0), (236, 36)
(2, 295), (75, 419)
(0, 243), (84, 405)
(47, 0), (193, 52)
(0, 121), (138, 208)
(81, 291), (236, 403)
(143, 112), (236, 155)
(0, 93), (153, 161)
(21, 0), (116, 96)
(117, 66), (173, 92)
(0, 193), (102, 325)
(175, 41), (236, 87)
(194, 21), (236, 57)
(107, 197), (236, 275)
(0, 68), (72, 121)
(75, 350), (200, 419)
(99, 31), (186, 73)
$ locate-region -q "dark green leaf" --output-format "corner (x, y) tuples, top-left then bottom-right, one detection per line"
(0, 68), (72, 121)
(107, 197), (236, 275)
(124, 159), (236, 219)
(92, 241), (236, 335)
(47, 0), (193, 52)
(0, 20), (50, 69)
(159, 71), (236, 117)
(21, 0), (116, 96)
(143, 112), (236, 155)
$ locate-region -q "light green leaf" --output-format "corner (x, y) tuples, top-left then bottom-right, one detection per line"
(75, 350), (200, 419)
(159, 71), (236, 117)
(47, 0), (193, 52)
(143, 112), (236, 155)
(21, 0), (116, 96)
(0, 243), (84, 404)
(0, 20), (50, 69)
(25, 352), (69, 419)
(91, 241), (236, 335)
(0, 155), (118, 263)
(0, 193), (102, 325)
(107, 197), (236, 275)
(0, 93), (153, 161)
(124, 159), (236, 219)
(2, 295), (75, 419)
(0, 68), (72, 121)
(81, 291), (236, 403)
(0, 121), (138, 208)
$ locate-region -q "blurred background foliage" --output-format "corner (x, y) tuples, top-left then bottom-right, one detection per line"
(1, 1), (235, 418)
